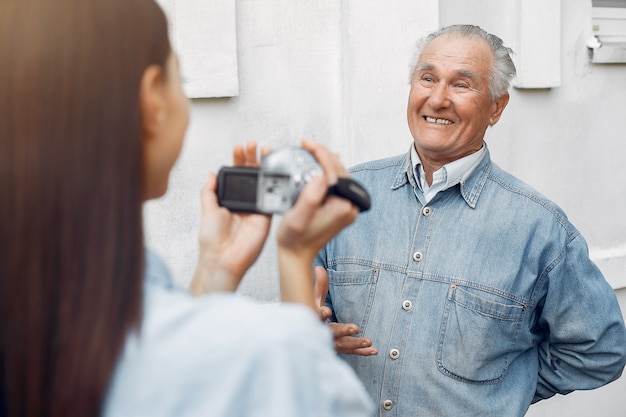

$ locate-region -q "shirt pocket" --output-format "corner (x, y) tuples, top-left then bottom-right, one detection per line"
(327, 267), (379, 335)
(437, 283), (526, 384)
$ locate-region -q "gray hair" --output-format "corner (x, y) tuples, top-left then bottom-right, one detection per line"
(409, 24), (516, 100)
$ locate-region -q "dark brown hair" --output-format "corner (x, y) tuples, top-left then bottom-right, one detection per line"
(0, 0), (171, 415)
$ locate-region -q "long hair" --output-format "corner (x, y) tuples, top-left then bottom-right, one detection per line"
(0, 0), (171, 415)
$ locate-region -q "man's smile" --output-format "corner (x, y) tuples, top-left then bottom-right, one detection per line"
(424, 116), (453, 125)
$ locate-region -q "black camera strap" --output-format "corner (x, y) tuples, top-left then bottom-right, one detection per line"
(327, 178), (371, 212)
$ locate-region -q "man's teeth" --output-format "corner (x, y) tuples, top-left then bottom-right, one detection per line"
(425, 116), (452, 125)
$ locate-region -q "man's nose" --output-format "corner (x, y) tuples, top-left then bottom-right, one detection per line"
(428, 82), (450, 109)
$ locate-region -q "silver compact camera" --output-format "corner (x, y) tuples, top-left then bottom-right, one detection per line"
(216, 146), (370, 214)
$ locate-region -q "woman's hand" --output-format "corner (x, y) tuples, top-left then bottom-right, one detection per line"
(276, 140), (359, 309)
(190, 142), (272, 295)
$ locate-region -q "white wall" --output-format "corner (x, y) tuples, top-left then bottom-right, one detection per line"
(145, 0), (626, 415)
(144, 0), (438, 299)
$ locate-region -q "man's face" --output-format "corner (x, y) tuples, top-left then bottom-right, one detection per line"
(407, 34), (508, 165)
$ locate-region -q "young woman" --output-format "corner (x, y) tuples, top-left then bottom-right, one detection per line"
(0, 1), (373, 416)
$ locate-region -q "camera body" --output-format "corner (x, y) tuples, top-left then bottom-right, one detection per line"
(217, 146), (370, 214)
(217, 146), (324, 214)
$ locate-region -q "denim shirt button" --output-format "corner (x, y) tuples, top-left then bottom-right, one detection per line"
(389, 348), (400, 359)
(412, 251), (423, 263)
(383, 399), (393, 410)
(402, 300), (413, 311)
(422, 206), (432, 217)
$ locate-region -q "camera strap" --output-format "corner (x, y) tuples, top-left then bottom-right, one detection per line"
(327, 178), (371, 212)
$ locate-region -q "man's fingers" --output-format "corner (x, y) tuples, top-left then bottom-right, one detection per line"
(336, 346), (379, 356)
(334, 335), (371, 350)
(328, 322), (359, 338)
(334, 336), (378, 356)
(319, 306), (332, 321)
(327, 322), (377, 355)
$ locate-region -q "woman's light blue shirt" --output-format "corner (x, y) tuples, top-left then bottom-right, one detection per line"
(104, 250), (374, 417)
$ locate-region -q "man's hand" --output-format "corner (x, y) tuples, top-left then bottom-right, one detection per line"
(314, 266), (378, 356)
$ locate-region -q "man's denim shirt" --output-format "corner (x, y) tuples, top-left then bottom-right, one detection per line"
(316, 146), (626, 417)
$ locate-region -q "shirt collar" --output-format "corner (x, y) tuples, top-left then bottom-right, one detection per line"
(410, 144), (486, 201)
(393, 143), (491, 208)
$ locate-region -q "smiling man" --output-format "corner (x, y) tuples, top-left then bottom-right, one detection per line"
(315, 25), (626, 416)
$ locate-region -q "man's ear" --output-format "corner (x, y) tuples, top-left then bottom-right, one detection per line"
(489, 93), (510, 126)
(139, 64), (166, 139)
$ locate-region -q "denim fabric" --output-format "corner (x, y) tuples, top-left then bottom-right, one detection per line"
(316, 146), (626, 417)
(104, 250), (374, 417)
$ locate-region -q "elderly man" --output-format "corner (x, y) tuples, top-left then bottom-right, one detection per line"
(315, 24), (626, 416)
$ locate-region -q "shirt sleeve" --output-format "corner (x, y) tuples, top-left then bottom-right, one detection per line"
(534, 234), (626, 402)
(104, 291), (373, 417)
(236, 304), (374, 417)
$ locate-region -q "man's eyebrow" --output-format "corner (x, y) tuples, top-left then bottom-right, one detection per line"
(456, 69), (478, 80)
(415, 63), (434, 72)
(415, 64), (478, 80)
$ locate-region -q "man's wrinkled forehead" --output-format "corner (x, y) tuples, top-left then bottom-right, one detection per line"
(415, 34), (492, 77)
